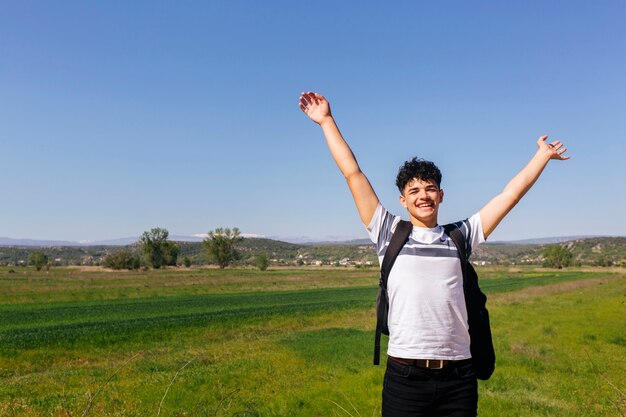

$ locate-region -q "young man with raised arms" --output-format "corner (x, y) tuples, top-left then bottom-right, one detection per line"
(298, 91), (569, 417)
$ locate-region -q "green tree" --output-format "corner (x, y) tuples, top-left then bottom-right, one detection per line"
(140, 228), (179, 269)
(183, 256), (192, 268)
(29, 251), (49, 271)
(254, 253), (269, 271)
(542, 244), (573, 269)
(103, 251), (141, 270)
(162, 240), (179, 267)
(203, 227), (243, 269)
(595, 255), (613, 267)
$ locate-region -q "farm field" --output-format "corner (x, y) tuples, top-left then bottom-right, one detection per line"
(0, 266), (624, 416)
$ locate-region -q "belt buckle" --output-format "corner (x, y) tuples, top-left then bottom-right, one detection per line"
(426, 359), (444, 369)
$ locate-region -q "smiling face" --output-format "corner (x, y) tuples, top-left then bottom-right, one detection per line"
(399, 178), (444, 228)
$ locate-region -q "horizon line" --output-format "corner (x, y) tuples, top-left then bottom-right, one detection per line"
(1, 233), (623, 248)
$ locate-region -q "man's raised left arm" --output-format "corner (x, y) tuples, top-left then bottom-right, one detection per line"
(479, 135), (570, 239)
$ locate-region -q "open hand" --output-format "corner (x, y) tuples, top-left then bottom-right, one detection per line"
(537, 135), (570, 160)
(299, 91), (332, 125)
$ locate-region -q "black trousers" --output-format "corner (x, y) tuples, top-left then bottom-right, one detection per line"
(382, 358), (478, 417)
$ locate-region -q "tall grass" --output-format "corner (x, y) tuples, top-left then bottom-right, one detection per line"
(0, 267), (623, 416)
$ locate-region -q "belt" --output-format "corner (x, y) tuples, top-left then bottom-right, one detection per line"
(388, 355), (471, 370)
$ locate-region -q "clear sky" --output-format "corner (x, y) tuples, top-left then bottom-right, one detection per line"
(2, 1), (625, 243)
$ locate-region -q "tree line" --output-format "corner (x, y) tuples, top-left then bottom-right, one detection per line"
(13, 236), (624, 271)
(101, 227), (268, 271)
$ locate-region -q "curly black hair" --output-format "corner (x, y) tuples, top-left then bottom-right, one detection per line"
(395, 157), (442, 193)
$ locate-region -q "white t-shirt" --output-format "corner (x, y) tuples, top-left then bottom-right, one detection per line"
(366, 204), (485, 360)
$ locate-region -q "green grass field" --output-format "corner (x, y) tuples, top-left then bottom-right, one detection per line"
(0, 266), (624, 416)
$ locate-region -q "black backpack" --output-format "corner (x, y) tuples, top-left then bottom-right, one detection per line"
(373, 220), (496, 381)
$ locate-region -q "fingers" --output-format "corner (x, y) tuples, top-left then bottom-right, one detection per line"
(537, 135), (570, 160)
(299, 92), (313, 113)
(548, 139), (570, 160)
(302, 91), (324, 101)
(551, 142), (567, 154)
(539, 136), (564, 151)
(299, 91), (325, 112)
(299, 94), (310, 113)
(556, 147), (570, 160)
(549, 141), (566, 151)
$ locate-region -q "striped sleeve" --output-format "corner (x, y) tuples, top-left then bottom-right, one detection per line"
(366, 203), (400, 256)
(447, 212), (485, 259)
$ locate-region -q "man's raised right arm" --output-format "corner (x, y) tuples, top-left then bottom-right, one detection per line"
(299, 91), (379, 226)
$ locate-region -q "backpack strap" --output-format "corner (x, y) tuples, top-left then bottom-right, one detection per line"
(381, 220), (413, 287)
(444, 224), (470, 292)
(374, 219), (412, 365)
(443, 224), (468, 264)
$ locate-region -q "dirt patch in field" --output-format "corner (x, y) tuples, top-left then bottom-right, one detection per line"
(490, 275), (623, 305)
(66, 265), (107, 272)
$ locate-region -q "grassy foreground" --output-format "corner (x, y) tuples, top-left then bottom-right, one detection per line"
(0, 266), (624, 416)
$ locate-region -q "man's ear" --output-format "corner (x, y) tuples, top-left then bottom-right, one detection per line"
(399, 194), (407, 208)
(439, 189), (444, 203)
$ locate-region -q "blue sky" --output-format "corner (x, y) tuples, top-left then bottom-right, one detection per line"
(2, 1), (625, 243)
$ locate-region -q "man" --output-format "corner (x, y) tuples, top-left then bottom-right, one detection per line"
(299, 91), (569, 417)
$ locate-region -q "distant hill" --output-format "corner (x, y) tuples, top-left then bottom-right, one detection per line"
(473, 236), (626, 266)
(0, 235), (184, 247)
(1, 236), (625, 268)
(0, 237), (84, 247)
(489, 235), (605, 245)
